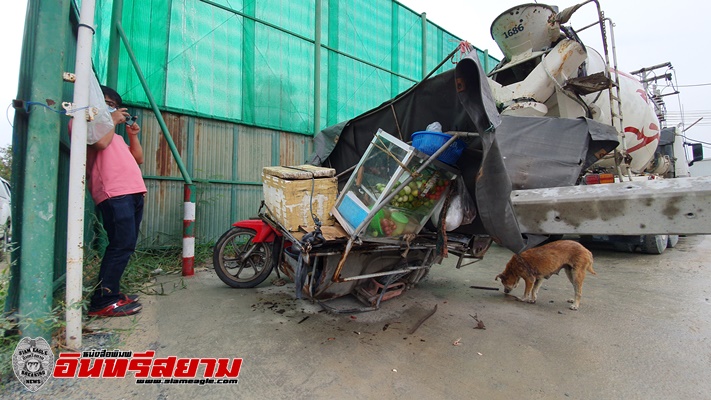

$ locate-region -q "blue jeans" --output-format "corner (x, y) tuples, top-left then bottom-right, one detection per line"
(91, 193), (144, 308)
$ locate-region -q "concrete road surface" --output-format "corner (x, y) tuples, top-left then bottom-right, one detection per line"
(9, 235), (711, 399)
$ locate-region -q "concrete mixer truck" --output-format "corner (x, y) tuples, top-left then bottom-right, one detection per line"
(314, 0), (710, 258)
(485, 1), (703, 254)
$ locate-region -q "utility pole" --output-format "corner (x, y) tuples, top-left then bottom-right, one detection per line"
(630, 62), (678, 129)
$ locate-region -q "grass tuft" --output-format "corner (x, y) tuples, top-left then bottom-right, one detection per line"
(0, 241), (215, 383)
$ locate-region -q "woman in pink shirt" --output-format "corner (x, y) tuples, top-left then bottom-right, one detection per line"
(85, 86), (147, 317)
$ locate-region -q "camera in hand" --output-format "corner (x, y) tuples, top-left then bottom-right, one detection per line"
(125, 115), (138, 126)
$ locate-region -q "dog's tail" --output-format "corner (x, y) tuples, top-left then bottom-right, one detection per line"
(582, 247), (596, 275)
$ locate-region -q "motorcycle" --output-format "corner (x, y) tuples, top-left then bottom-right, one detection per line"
(212, 203), (493, 312)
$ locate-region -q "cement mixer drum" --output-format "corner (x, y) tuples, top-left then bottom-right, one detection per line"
(490, 3), (560, 62)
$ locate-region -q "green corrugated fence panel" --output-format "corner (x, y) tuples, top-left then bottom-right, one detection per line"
(251, 25), (314, 133)
(140, 179), (265, 247)
(165, 2), (244, 120)
(233, 184), (265, 223)
(255, 0), (314, 39)
(136, 109), (188, 179)
(195, 183), (236, 241)
(192, 118), (235, 181)
(279, 131), (310, 166)
(91, 0), (498, 137)
(93, 0), (171, 106)
(140, 179), (183, 247)
(328, 0), (394, 68)
(234, 126), (278, 182)
(393, 8), (424, 89)
(135, 108), (314, 246)
(140, 177), (266, 247)
(140, 178), (263, 247)
(81, 0), (503, 248)
(324, 54), (393, 127)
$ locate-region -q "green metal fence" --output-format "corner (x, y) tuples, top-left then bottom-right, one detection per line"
(92, 0), (498, 135)
(7, 0), (499, 338)
(89, 0), (499, 246)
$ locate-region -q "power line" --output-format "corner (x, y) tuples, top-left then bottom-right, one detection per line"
(676, 83), (711, 88)
(684, 137), (711, 146)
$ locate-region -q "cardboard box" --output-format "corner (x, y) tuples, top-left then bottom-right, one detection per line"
(262, 165), (338, 231)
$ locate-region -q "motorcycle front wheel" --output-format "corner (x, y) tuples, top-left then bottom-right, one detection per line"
(213, 227), (273, 288)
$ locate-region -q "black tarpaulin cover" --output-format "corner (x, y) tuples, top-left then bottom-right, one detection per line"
(310, 52), (619, 253)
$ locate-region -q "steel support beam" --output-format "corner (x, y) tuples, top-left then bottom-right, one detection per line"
(511, 176), (711, 235)
(13, 0), (71, 339)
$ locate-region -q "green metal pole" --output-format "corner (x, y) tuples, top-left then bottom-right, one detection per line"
(106, 0), (123, 88)
(421, 12), (427, 79)
(231, 126), (239, 219)
(14, 0), (71, 339)
(241, 1), (256, 125)
(116, 24), (192, 184)
(390, 2), (399, 98)
(326, 0), (340, 125)
(313, 0), (322, 136)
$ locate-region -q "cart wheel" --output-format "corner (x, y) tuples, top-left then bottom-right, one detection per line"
(213, 227), (273, 288)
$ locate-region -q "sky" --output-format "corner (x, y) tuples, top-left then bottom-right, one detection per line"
(0, 1), (28, 149)
(1, 0), (709, 157)
(399, 0), (710, 149)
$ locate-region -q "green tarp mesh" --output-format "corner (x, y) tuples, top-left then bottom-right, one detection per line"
(91, 0), (499, 135)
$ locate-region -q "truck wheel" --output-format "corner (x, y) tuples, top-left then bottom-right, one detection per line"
(667, 235), (679, 248)
(641, 235), (668, 255)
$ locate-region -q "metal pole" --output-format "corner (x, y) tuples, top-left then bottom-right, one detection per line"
(182, 184), (196, 275)
(15, 0), (70, 341)
(390, 2), (400, 98)
(65, 0), (96, 350)
(116, 24), (196, 275)
(421, 12), (427, 79)
(313, 0), (322, 136)
(116, 25), (192, 184)
(106, 0), (123, 88)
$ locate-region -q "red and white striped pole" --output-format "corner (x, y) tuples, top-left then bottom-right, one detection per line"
(183, 183), (196, 276)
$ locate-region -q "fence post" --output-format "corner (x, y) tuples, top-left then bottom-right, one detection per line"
(11, 0), (70, 341)
(314, 0), (322, 136)
(421, 12), (427, 79)
(183, 183), (196, 276)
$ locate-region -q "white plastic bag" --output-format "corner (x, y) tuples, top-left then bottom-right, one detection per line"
(86, 73), (114, 145)
(426, 121), (443, 132)
(430, 194), (464, 231)
(429, 176), (477, 231)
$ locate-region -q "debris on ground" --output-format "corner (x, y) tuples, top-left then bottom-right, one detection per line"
(408, 304), (438, 335)
(271, 278), (287, 286)
(469, 285), (499, 291)
(470, 314), (486, 330)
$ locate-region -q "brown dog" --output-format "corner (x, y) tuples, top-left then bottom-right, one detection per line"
(495, 240), (596, 310)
